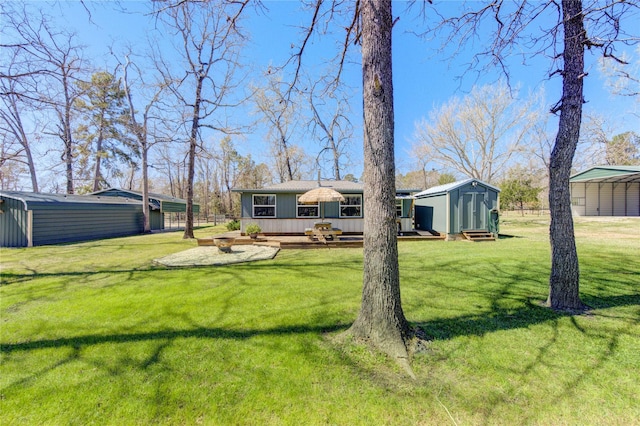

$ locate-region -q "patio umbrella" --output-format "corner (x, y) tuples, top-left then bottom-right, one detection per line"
(298, 187), (345, 222)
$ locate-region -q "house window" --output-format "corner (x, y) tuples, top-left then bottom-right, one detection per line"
(396, 200), (403, 217)
(253, 194), (276, 217)
(340, 195), (362, 217)
(296, 195), (319, 218)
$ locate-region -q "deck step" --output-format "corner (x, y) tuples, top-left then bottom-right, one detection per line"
(462, 231), (496, 242)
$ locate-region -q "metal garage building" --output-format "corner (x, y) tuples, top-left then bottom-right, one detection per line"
(0, 192), (145, 247)
(0, 190), (199, 247)
(570, 166), (640, 217)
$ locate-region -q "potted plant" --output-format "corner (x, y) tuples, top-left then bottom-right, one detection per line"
(245, 223), (261, 239)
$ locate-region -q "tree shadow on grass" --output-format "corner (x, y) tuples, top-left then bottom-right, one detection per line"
(0, 323), (350, 354)
(413, 293), (639, 342)
(410, 292), (639, 425)
(2, 292), (636, 363)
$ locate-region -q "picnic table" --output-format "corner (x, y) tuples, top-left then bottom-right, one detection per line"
(305, 222), (343, 243)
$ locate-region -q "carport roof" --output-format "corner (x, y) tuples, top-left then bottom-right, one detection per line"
(570, 166), (640, 184)
(0, 191), (141, 210)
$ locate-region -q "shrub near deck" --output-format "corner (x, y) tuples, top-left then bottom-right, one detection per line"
(1, 217), (639, 425)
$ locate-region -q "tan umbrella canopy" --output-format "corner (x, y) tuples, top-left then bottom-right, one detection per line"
(298, 187), (345, 222)
(298, 187), (345, 204)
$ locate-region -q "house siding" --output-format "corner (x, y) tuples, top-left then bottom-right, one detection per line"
(238, 192), (365, 233)
(277, 194), (296, 219)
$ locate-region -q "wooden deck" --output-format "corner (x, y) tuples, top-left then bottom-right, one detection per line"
(200, 230), (445, 249)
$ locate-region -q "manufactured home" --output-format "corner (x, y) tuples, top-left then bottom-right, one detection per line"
(232, 180), (417, 234)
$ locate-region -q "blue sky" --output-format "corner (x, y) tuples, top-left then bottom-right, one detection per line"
(21, 1), (640, 181)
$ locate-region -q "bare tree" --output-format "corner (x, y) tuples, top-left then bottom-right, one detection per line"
(581, 114), (640, 166)
(157, 143), (188, 199)
(0, 58), (40, 192)
(412, 81), (541, 184)
(3, 6), (88, 194)
(120, 53), (169, 232)
(253, 73), (302, 182)
(155, 0), (249, 239)
(305, 77), (354, 180)
(2, 3), (85, 193)
(600, 45), (640, 99)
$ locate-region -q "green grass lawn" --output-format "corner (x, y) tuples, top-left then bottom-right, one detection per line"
(1, 217), (639, 425)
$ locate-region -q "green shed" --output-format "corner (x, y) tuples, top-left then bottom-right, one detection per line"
(413, 178), (500, 239)
(0, 191), (144, 247)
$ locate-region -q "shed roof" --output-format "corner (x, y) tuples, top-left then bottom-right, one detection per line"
(414, 178), (500, 198)
(569, 165), (640, 184)
(0, 191), (141, 210)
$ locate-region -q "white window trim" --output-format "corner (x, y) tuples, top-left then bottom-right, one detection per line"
(252, 194), (276, 218)
(340, 194), (363, 218)
(296, 195), (319, 218)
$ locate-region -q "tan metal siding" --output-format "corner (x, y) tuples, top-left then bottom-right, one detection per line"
(612, 183), (627, 216)
(571, 182), (587, 216)
(627, 183), (640, 216)
(598, 183), (613, 215)
(585, 183), (600, 216)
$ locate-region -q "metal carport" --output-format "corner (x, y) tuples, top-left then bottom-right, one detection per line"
(570, 166), (640, 216)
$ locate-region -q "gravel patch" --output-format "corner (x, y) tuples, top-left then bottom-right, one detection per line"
(154, 245), (279, 267)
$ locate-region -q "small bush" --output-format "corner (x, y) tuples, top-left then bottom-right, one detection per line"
(245, 223), (261, 234)
(226, 220), (240, 231)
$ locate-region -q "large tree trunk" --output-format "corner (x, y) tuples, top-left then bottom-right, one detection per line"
(546, 0), (586, 312)
(347, 0), (412, 373)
